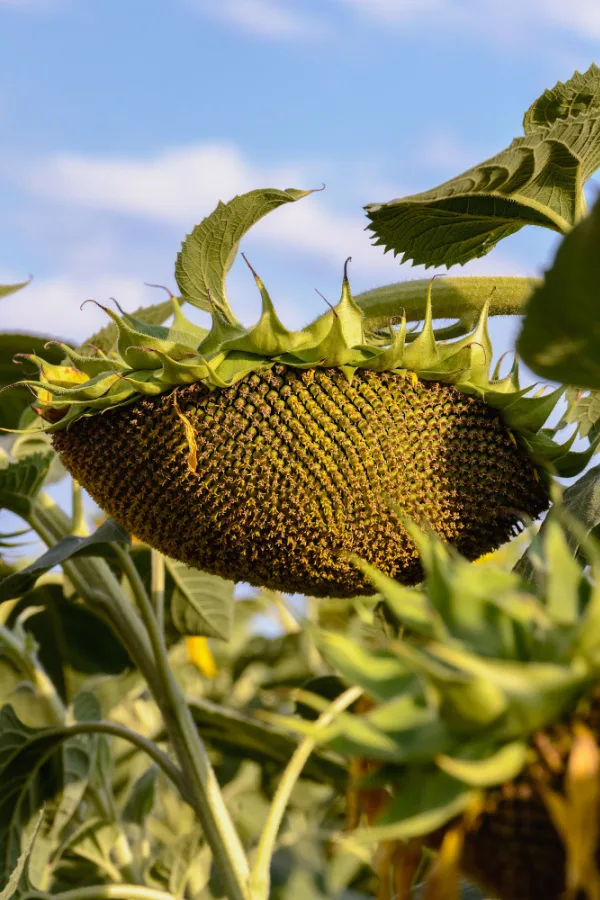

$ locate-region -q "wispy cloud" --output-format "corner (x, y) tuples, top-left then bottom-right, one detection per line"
(0, 275), (152, 341)
(22, 140), (535, 279)
(187, 0), (600, 46)
(23, 142), (397, 272)
(337, 0), (600, 42)
(187, 0), (322, 39)
(337, 0), (443, 23)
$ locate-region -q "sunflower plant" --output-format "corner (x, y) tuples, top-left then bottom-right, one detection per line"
(1, 64), (600, 900)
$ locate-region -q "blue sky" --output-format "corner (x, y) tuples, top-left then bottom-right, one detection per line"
(0, 0), (598, 345)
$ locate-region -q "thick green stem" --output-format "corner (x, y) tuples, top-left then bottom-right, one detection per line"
(70, 479), (88, 536)
(114, 546), (250, 900)
(151, 550), (165, 634)
(249, 686), (363, 900)
(14, 492), (250, 900)
(62, 721), (186, 797)
(354, 275), (540, 330)
(29, 886), (177, 900)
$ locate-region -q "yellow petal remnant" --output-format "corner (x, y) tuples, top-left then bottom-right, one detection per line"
(541, 724), (600, 900)
(173, 394), (199, 474)
(185, 636), (217, 678)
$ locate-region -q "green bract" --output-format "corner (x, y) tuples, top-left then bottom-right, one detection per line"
(7, 189), (592, 481)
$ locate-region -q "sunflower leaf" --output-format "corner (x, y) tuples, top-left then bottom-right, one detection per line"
(166, 559), (234, 641)
(366, 64), (600, 269)
(0, 519), (130, 603)
(518, 194), (600, 389)
(175, 187), (313, 322)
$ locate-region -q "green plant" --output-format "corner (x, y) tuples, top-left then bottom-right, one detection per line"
(1, 62), (600, 900)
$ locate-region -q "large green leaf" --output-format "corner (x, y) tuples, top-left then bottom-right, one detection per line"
(0, 697), (100, 888)
(0, 810), (43, 900)
(518, 194), (600, 388)
(0, 334), (66, 431)
(175, 187), (312, 323)
(166, 559), (233, 641)
(0, 519), (130, 603)
(366, 64), (600, 268)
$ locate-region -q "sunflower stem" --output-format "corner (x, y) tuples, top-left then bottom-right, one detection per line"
(114, 545), (250, 900)
(151, 549), (165, 634)
(354, 276), (539, 330)
(249, 685), (363, 900)
(12, 491), (251, 900)
(29, 886), (177, 900)
(70, 479), (88, 536)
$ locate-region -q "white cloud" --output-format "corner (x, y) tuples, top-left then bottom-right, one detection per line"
(0, 275), (153, 342)
(200, 0), (600, 45)
(24, 142), (401, 272)
(26, 143), (301, 225)
(188, 0), (322, 38)
(540, 0), (600, 39)
(337, 0), (442, 22)
(336, 0), (600, 41)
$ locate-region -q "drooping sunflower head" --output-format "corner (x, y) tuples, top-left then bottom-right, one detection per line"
(8, 188), (593, 597)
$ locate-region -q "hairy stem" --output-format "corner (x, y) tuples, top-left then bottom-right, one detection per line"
(151, 549), (165, 634)
(28, 886), (178, 900)
(63, 721), (187, 797)
(249, 685), (363, 900)
(115, 546), (250, 900)
(354, 275), (540, 331)
(70, 479), (88, 536)
(13, 491), (250, 900)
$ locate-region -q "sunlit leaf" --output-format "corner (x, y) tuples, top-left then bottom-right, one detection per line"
(0, 810), (43, 900)
(175, 187), (313, 322)
(0, 281), (30, 301)
(366, 64), (600, 268)
(515, 464), (600, 582)
(353, 768), (478, 843)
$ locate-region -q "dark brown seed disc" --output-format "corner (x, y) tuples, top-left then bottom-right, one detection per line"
(53, 365), (549, 597)
(457, 696), (600, 900)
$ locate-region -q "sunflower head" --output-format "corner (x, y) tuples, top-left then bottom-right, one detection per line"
(6, 188), (593, 596)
